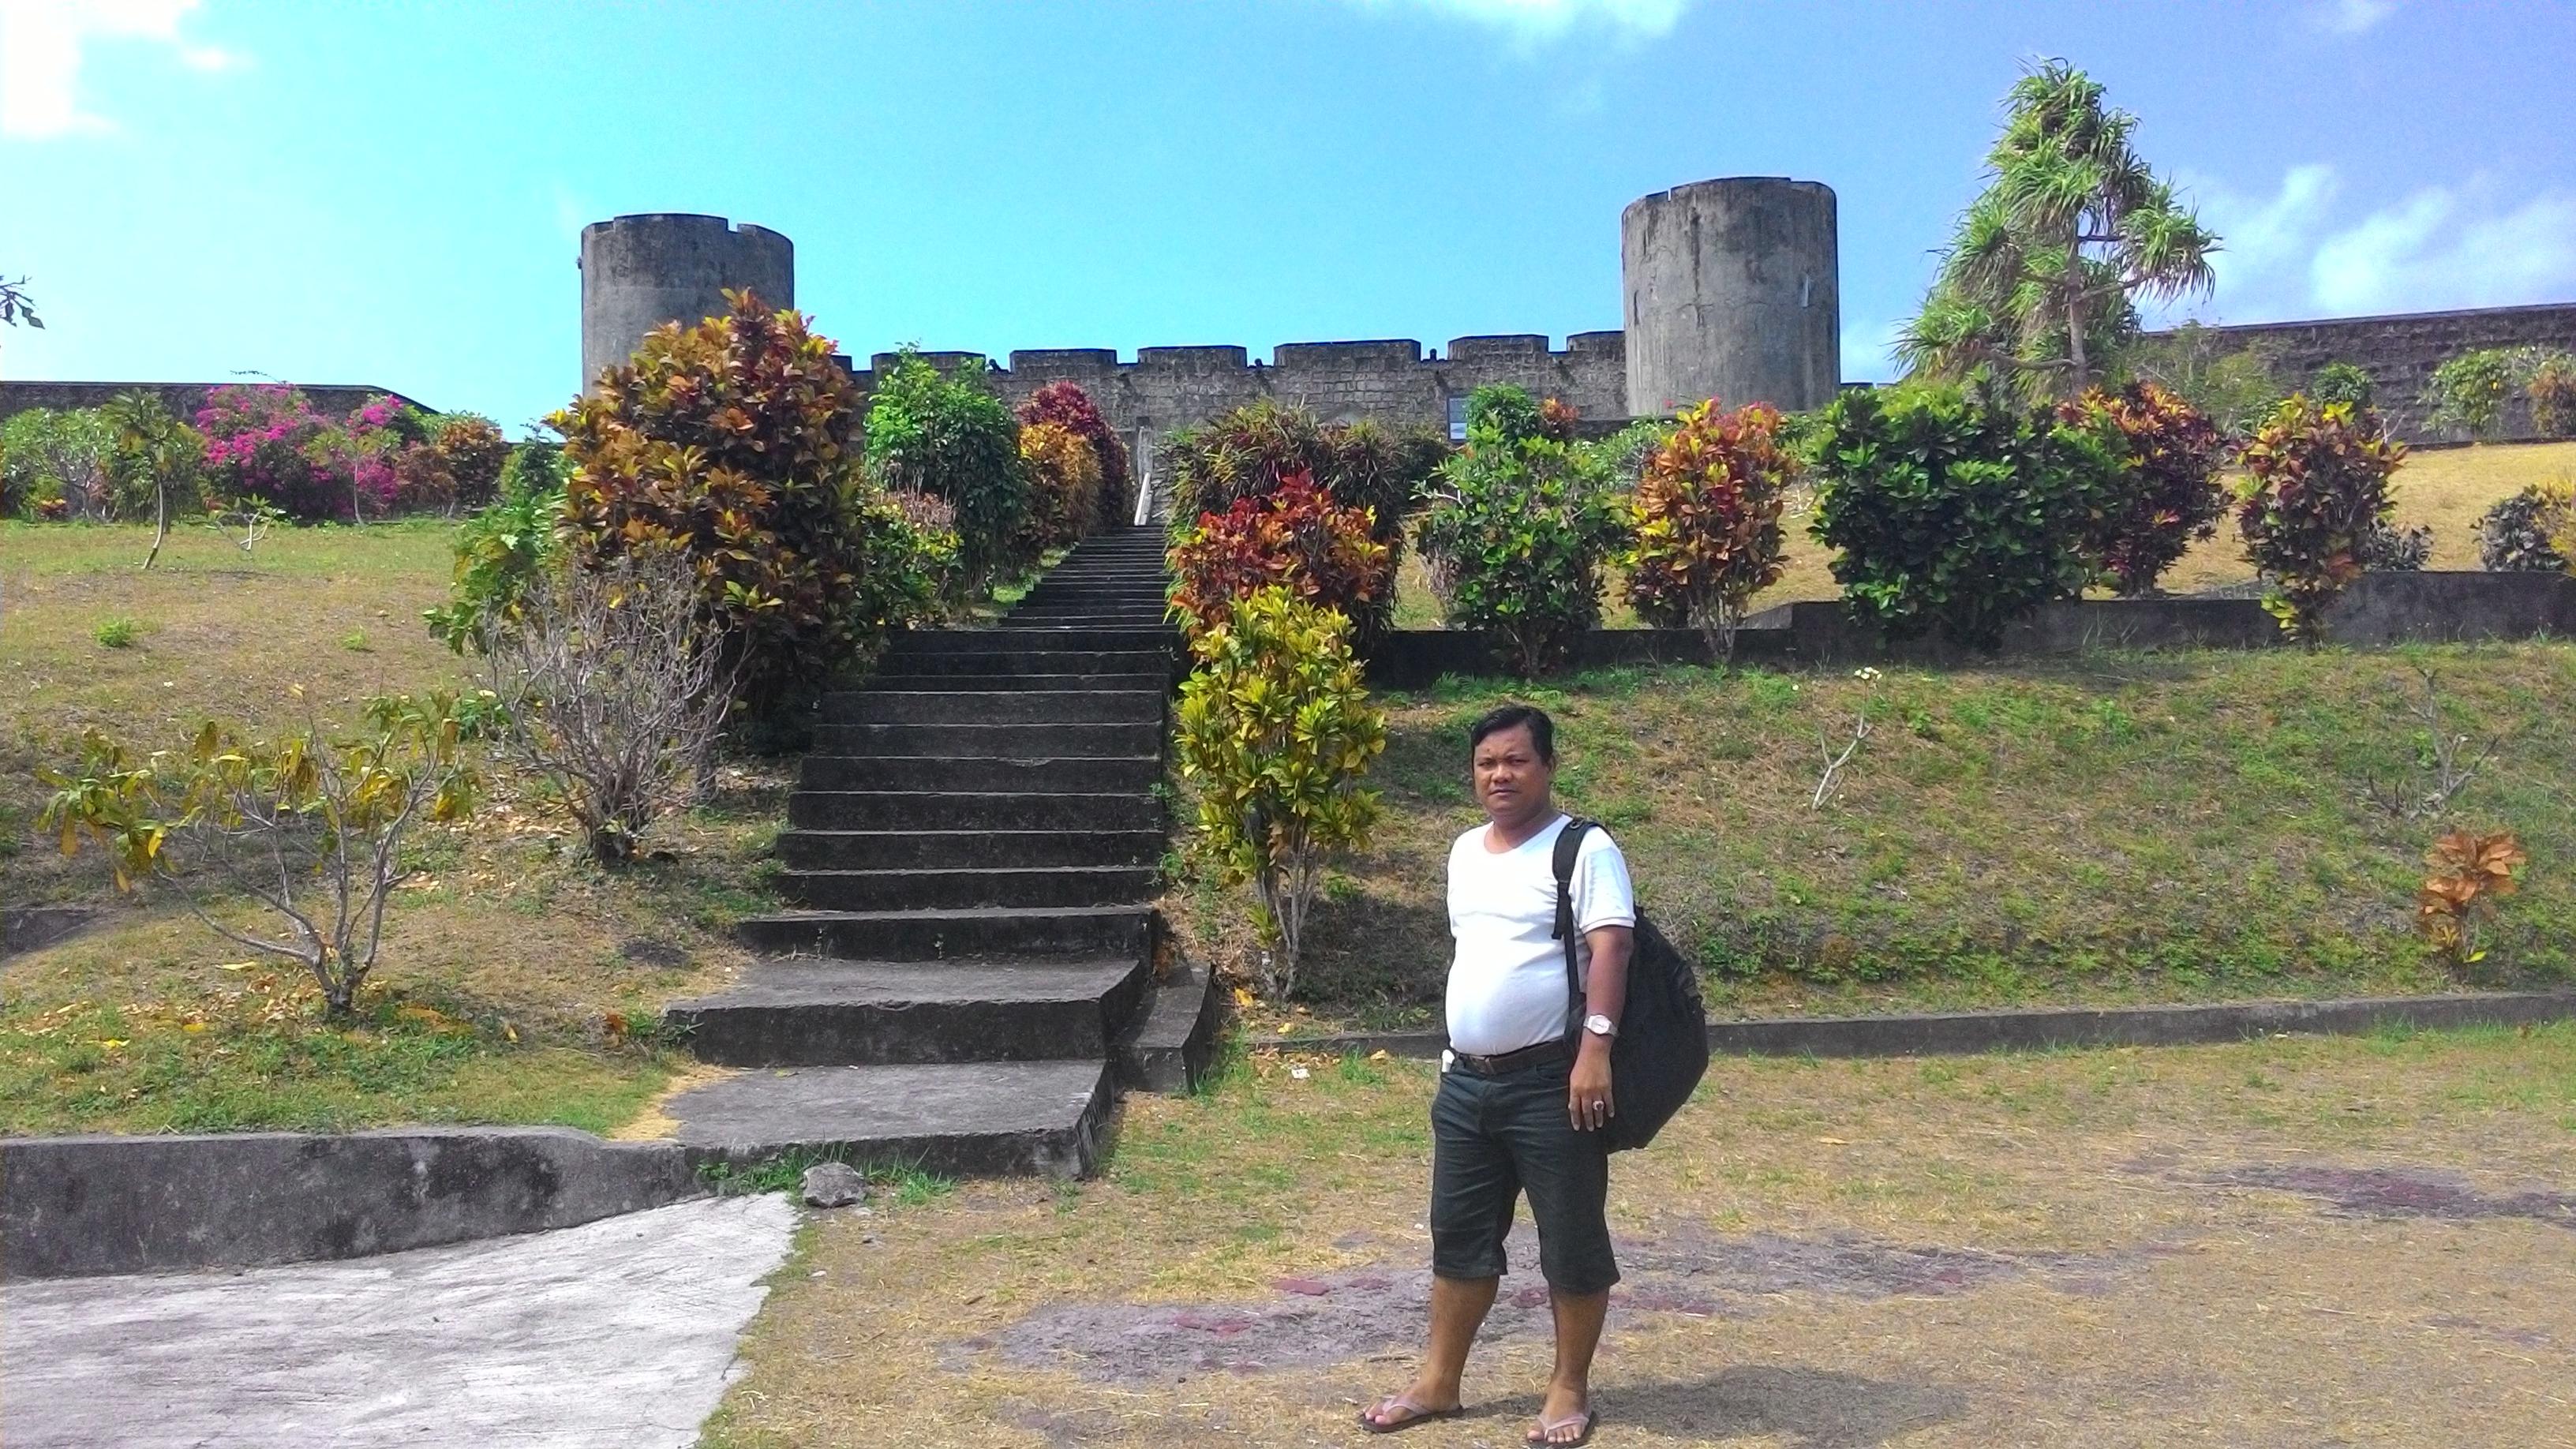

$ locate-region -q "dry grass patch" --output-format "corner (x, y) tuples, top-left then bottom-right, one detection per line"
(703, 1024), (2576, 1447)
(1, 521), (783, 1136)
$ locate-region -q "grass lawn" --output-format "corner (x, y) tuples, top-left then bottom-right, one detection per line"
(1390, 439), (2576, 630)
(702, 1023), (2576, 1447)
(1173, 640), (2576, 1033)
(1, 520), (772, 1136)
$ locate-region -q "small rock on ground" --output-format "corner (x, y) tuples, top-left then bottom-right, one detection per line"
(802, 1162), (871, 1208)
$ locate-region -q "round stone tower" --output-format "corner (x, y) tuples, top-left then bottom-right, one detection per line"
(1621, 178), (1839, 417)
(578, 214), (795, 391)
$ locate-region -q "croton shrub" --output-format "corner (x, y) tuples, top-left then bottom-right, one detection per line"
(1624, 399), (1794, 656)
(2234, 395), (2408, 643)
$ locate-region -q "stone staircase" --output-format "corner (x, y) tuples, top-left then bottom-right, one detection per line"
(661, 527), (1218, 1178)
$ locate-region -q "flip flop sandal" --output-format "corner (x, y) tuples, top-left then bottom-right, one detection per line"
(1526, 1406), (1597, 1446)
(1358, 1395), (1464, 1434)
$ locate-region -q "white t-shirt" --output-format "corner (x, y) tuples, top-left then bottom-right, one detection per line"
(1444, 814), (1636, 1056)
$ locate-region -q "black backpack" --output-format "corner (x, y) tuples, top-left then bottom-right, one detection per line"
(1553, 818), (1709, 1152)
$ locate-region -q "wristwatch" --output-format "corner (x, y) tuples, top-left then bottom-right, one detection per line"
(1583, 1013), (1618, 1039)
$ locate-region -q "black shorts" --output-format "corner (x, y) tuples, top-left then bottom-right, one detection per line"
(1428, 1054), (1619, 1295)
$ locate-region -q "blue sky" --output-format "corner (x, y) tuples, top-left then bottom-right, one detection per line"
(3, 0), (2573, 431)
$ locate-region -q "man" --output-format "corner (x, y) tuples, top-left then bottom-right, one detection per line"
(1360, 703), (1634, 1446)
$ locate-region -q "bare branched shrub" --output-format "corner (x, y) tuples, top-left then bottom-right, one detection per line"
(479, 549), (736, 862)
(2364, 664), (2499, 822)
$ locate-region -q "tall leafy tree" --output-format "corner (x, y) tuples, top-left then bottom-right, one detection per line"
(1898, 60), (2218, 400)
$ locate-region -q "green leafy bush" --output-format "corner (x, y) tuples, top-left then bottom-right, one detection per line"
(2126, 324), (2290, 439)
(1809, 384), (2121, 649)
(552, 290), (893, 719)
(1014, 382), (1133, 530)
(2235, 395), (2407, 642)
(2311, 361), (2376, 409)
(1623, 399), (1794, 655)
(2476, 481), (2575, 573)
(1173, 586), (1385, 999)
(1593, 417), (1676, 492)
(2422, 349), (2518, 438)
(2, 406), (113, 519)
(1167, 474), (1390, 638)
(864, 350), (1032, 591)
(1416, 394), (1626, 676)
(422, 476), (567, 653)
(2057, 380), (2227, 596)
(496, 438), (569, 500)
(2359, 519), (2433, 572)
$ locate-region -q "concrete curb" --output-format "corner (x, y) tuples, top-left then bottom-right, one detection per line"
(1261, 990), (2576, 1062)
(2, 1126), (708, 1281)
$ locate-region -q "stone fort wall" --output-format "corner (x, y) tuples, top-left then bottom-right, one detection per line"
(853, 333), (1631, 459)
(2147, 301), (2576, 443)
(859, 301), (2576, 457)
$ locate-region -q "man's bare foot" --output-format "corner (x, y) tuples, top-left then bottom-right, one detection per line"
(1526, 1382), (1594, 1445)
(1357, 1378), (1463, 1434)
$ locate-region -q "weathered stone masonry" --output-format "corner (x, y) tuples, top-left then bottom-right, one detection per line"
(2159, 302), (2576, 443)
(861, 333), (1630, 448)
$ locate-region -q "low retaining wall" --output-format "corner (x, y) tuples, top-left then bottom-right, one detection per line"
(1364, 571), (2576, 686)
(1272, 989), (2576, 1062)
(2, 1126), (706, 1279)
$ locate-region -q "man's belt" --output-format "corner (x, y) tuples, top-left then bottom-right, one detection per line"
(1444, 1036), (1571, 1076)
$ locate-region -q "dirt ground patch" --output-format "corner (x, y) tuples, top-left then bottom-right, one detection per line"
(702, 1024), (2576, 1447)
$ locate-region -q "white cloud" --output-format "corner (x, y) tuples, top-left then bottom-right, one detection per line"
(2309, 0), (2397, 35)
(1, 0), (243, 139)
(1335, 0), (1694, 43)
(2200, 163), (2340, 283)
(1840, 316), (1900, 384)
(2310, 187), (2576, 316)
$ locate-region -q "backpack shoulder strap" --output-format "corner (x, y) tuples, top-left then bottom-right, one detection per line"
(1553, 817), (1597, 1034)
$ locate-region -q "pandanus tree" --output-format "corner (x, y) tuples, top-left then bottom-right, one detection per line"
(1898, 60), (2218, 401)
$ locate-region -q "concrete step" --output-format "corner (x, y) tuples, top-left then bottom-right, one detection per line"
(822, 690), (1166, 726)
(889, 627), (1178, 657)
(736, 904), (1155, 961)
(811, 720), (1163, 758)
(862, 672), (1169, 694)
(667, 1059), (1111, 1178)
(781, 863), (1157, 911)
(873, 649), (1174, 678)
(777, 829), (1166, 871)
(985, 623), (1178, 642)
(668, 957), (1150, 1066)
(1018, 581), (1170, 595)
(1006, 600), (1170, 616)
(786, 791), (1163, 833)
(1114, 956), (1227, 1094)
(797, 754), (1161, 794)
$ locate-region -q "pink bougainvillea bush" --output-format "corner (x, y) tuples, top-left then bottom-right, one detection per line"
(197, 384), (392, 521)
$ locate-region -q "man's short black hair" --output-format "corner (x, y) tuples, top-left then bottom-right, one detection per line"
(1468, 702), (1556, 763)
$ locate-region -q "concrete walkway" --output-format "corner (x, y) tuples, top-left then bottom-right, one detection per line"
(2, 1195), (796, 1448)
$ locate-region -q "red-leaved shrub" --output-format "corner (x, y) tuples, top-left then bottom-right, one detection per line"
(1015, 383), (1133, 530)
(2059, 381), (2227, 596)
(1167, 473), (1390, 637)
